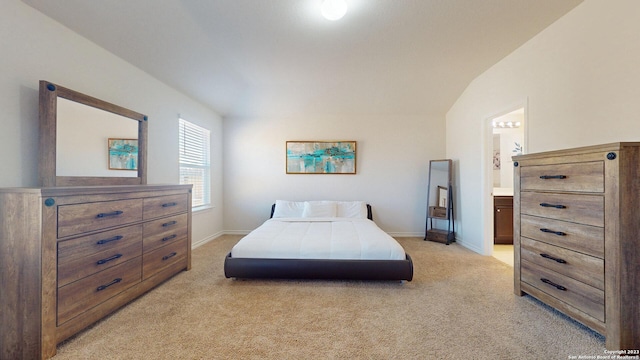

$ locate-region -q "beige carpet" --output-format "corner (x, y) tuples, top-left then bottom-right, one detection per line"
(55, 236), (605, 359)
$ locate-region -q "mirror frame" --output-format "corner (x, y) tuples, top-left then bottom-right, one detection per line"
(39, 80), (148, 187)
(426, 159), (452, 220)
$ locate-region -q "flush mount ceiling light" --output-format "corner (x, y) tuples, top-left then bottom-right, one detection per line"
(321, 0), (348, 21)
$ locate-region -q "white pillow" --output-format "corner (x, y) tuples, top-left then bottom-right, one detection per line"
(302, 201), (337, 218)
(336, 201), (368, 218)
(272, 200), (305, 218)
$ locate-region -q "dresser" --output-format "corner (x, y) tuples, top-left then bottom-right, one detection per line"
(513, 143), (640, 350)
(0, 184), (192, 359)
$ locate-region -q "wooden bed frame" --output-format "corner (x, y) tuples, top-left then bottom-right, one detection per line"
(224, 204), (414, 281)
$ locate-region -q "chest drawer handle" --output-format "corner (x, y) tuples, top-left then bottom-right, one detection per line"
(162, 202), (178, 207)
(539, 175), (567, 179)
(162, 252), (178, 261)
(97, 254), (123, 265)
(540, 253), (567, 264)
(96, 278), (122, 292)
(96, 210), (124, 218)
(541, 278), (567, 291)
(96, 235), (123, 245)
(162, 220), (178, 227)
(539, 203), (566, 209)
(162, 234), (177, 242)
(539, 228), (566, 236)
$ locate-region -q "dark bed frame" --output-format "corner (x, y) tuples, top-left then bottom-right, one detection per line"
(224, 204), (414, 281)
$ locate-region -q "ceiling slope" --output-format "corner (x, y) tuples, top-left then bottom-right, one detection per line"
(23, 0), (583, 118)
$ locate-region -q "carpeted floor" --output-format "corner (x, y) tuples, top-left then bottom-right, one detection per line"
(55, 235), (605, 359)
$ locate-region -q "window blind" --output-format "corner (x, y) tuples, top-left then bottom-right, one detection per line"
(179, 118), (211, 208)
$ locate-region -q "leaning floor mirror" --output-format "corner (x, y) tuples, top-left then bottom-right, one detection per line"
(425, 159), (455, 244)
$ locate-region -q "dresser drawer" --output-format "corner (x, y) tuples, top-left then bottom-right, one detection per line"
(58, 225), (143, 264)
(521, 238), (604, 290)
(520, 192), (603, 227)
(57, 225), (143, 287)
(143, 213), (188, 253)
(521, 260), (604, 322)
(142, 238), (188, 280)
(58, 199), (143, 238)
(520, 215), (604, 258)
(143, 194), (188, 219)
(57, 257), (142, 325)
(520, 161), (604, 193)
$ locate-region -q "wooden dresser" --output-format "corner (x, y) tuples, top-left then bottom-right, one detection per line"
(513, 143), (640, 350)
(0, 184), (192, 359)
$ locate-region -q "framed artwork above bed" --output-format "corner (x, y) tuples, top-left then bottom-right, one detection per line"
(286, 141), (356, 174)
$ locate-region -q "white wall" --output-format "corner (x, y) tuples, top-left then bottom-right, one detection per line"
(0, 0), (224, 244)
(446, 0), (640, 254)
(223, 114), (445, 236)
(493, 124), (524, 189)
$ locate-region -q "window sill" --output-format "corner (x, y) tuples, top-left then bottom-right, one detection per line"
(193, 205), (213, 213)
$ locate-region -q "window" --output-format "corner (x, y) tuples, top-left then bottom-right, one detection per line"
(179, 118), (211, 209)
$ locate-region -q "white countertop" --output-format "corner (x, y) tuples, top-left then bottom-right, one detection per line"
(493, 187), (514, 196)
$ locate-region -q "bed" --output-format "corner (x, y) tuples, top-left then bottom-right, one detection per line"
(224, 200), (413, 281)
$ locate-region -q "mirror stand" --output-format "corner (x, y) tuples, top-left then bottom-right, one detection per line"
(424, 159), (455, 245)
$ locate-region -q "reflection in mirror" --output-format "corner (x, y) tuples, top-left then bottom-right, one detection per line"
(56, 97), (138, 177)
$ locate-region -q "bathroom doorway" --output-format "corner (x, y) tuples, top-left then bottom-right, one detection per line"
(488, 107), (525, 266)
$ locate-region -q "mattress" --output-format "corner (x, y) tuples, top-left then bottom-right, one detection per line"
(231, 218), (406, 260)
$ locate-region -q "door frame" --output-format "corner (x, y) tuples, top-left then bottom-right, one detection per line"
(481, 99), (528, 256)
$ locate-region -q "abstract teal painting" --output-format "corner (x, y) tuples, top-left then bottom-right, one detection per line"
(286, 141), (356, 174)
(108, 138), (138, 170)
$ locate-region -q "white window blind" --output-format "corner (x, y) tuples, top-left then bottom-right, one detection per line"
(179, 118), (211, 209)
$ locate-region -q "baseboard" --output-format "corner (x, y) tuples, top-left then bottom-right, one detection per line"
(455, 237), (483, 254)
(387, 232), (424, 237)
(192, 231), (225, 249)
(223, 230), (252, 236)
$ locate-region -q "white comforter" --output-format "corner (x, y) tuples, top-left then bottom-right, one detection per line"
(231, 218), (406, 260)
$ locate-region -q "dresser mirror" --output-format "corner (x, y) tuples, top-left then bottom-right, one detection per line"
(39, 80), (148, 187)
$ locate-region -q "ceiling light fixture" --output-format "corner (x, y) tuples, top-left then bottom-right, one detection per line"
(492, 121), (521, 128)
(321, 0), (348, 21)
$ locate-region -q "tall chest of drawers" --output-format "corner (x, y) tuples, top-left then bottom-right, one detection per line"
(0, 184), (192, 359)
(513, 143), (640, 350)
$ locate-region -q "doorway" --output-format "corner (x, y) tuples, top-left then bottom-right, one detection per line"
(484, 105), (526, 265)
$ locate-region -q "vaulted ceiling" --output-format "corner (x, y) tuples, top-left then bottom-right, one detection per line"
(23, 0), (583, 119)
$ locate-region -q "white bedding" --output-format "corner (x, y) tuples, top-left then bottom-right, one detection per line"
(231, 218), (406, 260)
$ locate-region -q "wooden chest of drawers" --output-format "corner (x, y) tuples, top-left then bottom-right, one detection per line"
(513, 143), (640, 350)
(0, 184), (191, 359)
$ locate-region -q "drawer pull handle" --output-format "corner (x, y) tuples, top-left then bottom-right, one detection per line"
(96, 235), (123, 245)
(162, 234), (177, 242)
(96, 210), (124, 218)
(539, 175), (566, 179)
(539, 228), (566, 236)
(540, 253), (567, 264)
(541, 278), (567, 291)
(96, 278), (122, 291)
(162, 202), (178, 207)
(162, 220), (177, 227)
(97, 254), (123, 265)
(162, 234), (178, 241)
(162, 252), (177, 261)
(539, 203), (566, 209)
